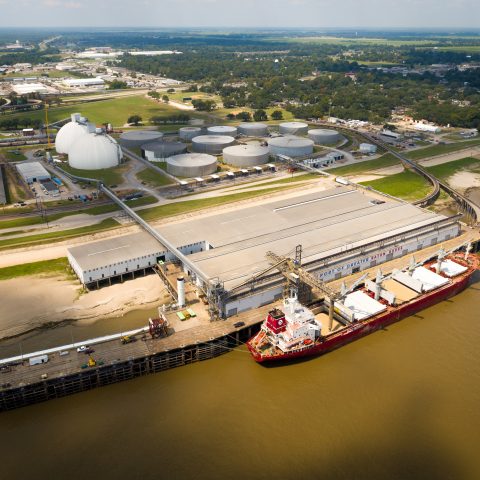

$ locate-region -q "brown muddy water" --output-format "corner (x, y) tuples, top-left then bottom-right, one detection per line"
(1, 274), (480, 480)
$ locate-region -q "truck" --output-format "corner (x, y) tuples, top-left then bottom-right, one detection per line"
(29, 354), (49, 366)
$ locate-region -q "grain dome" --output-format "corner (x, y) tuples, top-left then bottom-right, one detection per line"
(223, 144), (270, 167)
(279, 122), (308, 135)
(192, 135), (235, 155)
(69, 131), (122, 170)
(237, 123), (269, 137)
(119, 130), (163, 148)
(308, 129), (341, 145)
(55, 113), (89, 154)
(207, 125), (238, 137)
(166, 153), (217, 177)
(268, 135), (314, 157)
(179, 127), (202, 141)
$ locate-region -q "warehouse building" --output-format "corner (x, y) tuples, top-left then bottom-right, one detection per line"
(62, 78), (105, 88)
(68, 186), (461, 317)
(16, 161), (50, 184)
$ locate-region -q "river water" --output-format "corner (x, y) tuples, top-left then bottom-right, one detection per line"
(1, 274), (480, 480)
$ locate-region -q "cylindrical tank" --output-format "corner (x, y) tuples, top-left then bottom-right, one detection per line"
(179, 126), (202, 141)
(308, 128), (341, 145)
(268, 135), (314, 157)
(177, 276), (185, 308)
(279, 122), (308, 135)
(119, 130), (163, 148)
(141, 140), (187, 161)
(166, 153), (217, 177)
(207, 125), (238, 137)
(237, 123), (269, 137)
(69, 132), (122, 170)
(191, 135), (235, 155)
(222, 144), (270, 167)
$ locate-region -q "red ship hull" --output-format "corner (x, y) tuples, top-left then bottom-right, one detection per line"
(247, 256), (478, 363)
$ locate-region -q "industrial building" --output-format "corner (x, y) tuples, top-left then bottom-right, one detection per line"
(119, 130), (163, 148)
(12, 83), (48, 95)
(279, 122), (308, 135)
(179, 127), (202, 141)
(222, 144), (270, 167)
(166, 153), (217, 177)
(69, 128), (122, 170)
(268, 135), (314, 157)
(207, 126), (238, 137)
(62, 78), (105, 88)
(360, 143), (377, 154)
(192, 135), (236, 155)
(237, 123), (269, 137)
(141, 141), (187, 161)
(308, 129), (342, 145)
(16, 161), (50, 184)
(68, 185), (460, 318)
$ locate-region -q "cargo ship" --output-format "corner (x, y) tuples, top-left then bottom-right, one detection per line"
(247, 248), (478, 363)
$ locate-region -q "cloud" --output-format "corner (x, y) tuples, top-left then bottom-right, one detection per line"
(42, 0), (82, 8)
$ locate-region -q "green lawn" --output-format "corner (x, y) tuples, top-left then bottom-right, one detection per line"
(0, 257), (71, 281)
(59, 164), (126, 185)
(4, 94), (186, 127)
(0, 218), (119, 250)
(406, 139), (480, 161)
(425, 157), (480, 180)
(136, 167), (173, 187)
(0, 147), (28, 161)
(139, 185), (300, 222)
(360, 170), (432, 202)
(327, 154), (399, 176)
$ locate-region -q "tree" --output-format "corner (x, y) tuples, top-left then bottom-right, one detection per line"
(235, 111), (252, 122)
(271, 110), (284, 120)
(148, 91), (160, 99)
(167, 88), (175, 93)
(128, 115), (142, 126)
(162, 95), (169, 103)
(192, 99), (217, 112)
(226, 113), (236, 120)
(108, 80), (129, 90)
(253, 109), (268, 122)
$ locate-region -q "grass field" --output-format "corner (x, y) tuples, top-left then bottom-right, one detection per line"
(0, 218), (119, 250)
(4, 94), (186, 127)
(1, 70), (69, 79)
(327, 154), (399, 176)
(360, 170), (432, 202)
(276, 36), (439, 47)
(0, 257), (71, 281)
(0, 147), (28, 161)
(139, 185), (300, 222)
(426, 157), (480, 180)
(406, 139), (480, 161)
(59, 163), (127, 185)
(136, 167), (172, 187)
(236, 173), (319, 190)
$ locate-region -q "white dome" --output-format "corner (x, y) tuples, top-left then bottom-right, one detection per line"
(55, 121), (88, 154)
(69, 133), (122, 170)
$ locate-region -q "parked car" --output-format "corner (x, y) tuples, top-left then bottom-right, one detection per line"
(76, 345), (89, 353)
(234, 321), (245, 328)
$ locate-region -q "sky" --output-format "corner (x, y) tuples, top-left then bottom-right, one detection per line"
(0, 0), (479, 29)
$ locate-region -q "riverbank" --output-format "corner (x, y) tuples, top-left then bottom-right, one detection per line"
(0, 274), (168, 340)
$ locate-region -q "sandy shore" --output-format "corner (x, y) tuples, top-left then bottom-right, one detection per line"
(0, 274), (169, 340)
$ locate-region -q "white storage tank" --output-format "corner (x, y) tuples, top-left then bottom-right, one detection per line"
(359, 143), (377, 154)
(308, 128), (342, 145)
(191, 135), (235, 155)
(207, 125), (238, 137)
(69, 129), (122, 170)
(119, 130), (163, 148)
(237, 123), (269, 137)
(179, 126), (202, 141)
(141, 140), (187, 161)
(55, 113), (89, 154)
(223, 144), (270, 167)
(268, 135), (314, 157)
(167, 153), (217, 177)
(279, 122), (308, 135)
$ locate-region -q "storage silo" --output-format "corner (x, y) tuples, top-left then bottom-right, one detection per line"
(166, 153), (217, 177)
(279, 122), (308, 135)
(237, 123), (269, 137)
(69, 129), (122, 170)
(223, 144), (270, 167)
(141, 140), (187, 161)
(207, 125), (238, 137)
(191, 135), (235, 155)
(55, 113), (89, 154)
(179, 126), (202, 141)
(268, 135), (314, 157)
(308, 128), (342, 145)
(119, 130), (163, 148)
